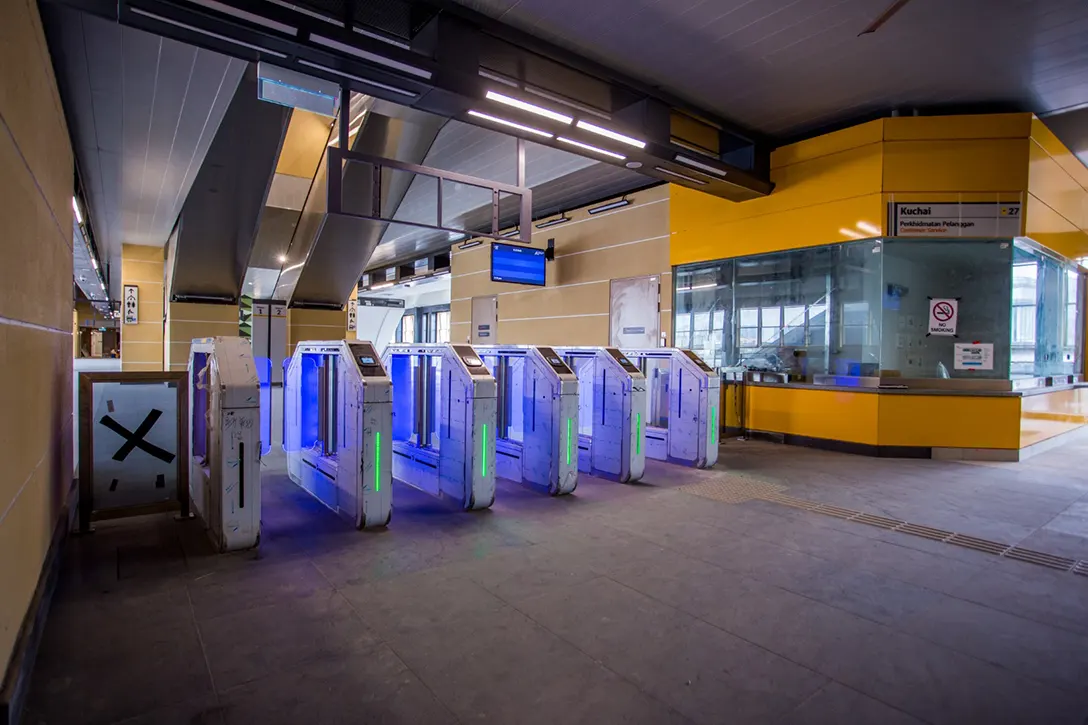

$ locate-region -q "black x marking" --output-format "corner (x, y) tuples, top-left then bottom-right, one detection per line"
(100, 409), (176, 464)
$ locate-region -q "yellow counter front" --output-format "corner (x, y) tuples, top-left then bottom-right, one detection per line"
(723, 383), (1088, 460)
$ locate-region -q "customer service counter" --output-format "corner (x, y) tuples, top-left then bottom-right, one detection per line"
(724, 374), (1088, 461)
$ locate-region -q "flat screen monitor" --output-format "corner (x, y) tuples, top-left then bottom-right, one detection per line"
(491, 242), (546, 286)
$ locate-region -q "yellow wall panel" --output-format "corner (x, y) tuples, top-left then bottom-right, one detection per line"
(770, 120), (883, 169)
(877, 395), (1021, 449)
(672, 193), (885, 265)
(745, 387), (879, 445)
(497, 316), (610, 346)
(1028, 141), (1088, 231)
(276, 108), (330, 178)
(1025, 194), (1088, 259)
(1031, 117), (1088, 192)
(882, 139), (1029, 193)
(883, 113), (1031, 142)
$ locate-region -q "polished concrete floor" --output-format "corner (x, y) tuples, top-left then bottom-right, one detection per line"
(24, 437), (1088, 725)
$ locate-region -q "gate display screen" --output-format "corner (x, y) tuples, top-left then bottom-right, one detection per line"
(491, 243), (546, 286)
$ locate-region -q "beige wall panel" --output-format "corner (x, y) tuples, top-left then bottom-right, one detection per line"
(0, 0), (73, 228)
(169, 302), (238, 325)
(168, 320), (239, 343)
(0, 125), (71, 330)
(122, 321), (166, 344)
(552, 240), (669, 287)
(0, 465), (53, 665)
(497, 281), (610, 321)
(497, 316), (609, 346)
(0, 325), (58, 513)
(276, 109), (331, 178)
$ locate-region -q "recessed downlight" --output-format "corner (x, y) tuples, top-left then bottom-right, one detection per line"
(575, 120), (646, 149)
(486, 91), (572, 125)
(468, 110), (553, 138)
(557, 137), (625, 160)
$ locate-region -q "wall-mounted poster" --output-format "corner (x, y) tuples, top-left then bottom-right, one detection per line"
(123, 285), (139, 325)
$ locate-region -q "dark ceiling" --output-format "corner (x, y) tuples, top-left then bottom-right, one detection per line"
(449, 0), (1088, 140)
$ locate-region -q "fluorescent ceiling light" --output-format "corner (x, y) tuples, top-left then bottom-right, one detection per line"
(525, 86), (611, 120)
(557, 137), (625, 160)
(575, 120), (646, 149)
(479, 69), (518, 88)
(856, 220), (881, 235)
(458, 240), (483, 250)
(369, 281), (394, 290)
(353, 26), (410, 50)
(187, 0), (296, 35)
(675, 154), (728, 178)
(130, 8), (288, 57)
(588, 198), (630, 215)
(297, 59), (417, 97)
(500, 228), (520, 238)
(654, 166), (708, 185)
(486, 91), (572, 124)
(839, 227), (866, 239)
(91, 258), (98, 270)
(536, 216), (570, 230)
(72, 197), (82, 224)
(311, 34), (432, 79)
(468, 110), (552, 139)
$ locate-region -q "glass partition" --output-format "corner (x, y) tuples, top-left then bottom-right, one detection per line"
(674, 237), (1085, 384)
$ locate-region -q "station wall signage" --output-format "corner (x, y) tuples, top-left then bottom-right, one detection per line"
(890, 201), (1022, 238)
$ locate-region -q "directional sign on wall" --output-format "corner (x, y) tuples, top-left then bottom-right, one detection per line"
(890, 202), (1022, 238)
(123, 285), (139, 325)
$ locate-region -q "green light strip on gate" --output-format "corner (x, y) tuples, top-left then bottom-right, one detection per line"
(375, 430), (381, 492)
(635, 413), (641, 455)
(710, 406), (717, 445)
(482, 424), (488, 478)
(566, 418), (572, 465)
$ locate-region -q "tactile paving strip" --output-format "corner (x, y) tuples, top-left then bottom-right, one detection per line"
(681, 476), (1088, 575)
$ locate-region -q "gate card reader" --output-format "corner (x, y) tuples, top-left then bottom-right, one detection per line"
(622, 348), (720, 469)
(284, 340), (392, 529)
(552, 347), (646, 483)
(188, 337), (262, 552)
(382, 343), (496, 510)
(475, 345), (579, 495)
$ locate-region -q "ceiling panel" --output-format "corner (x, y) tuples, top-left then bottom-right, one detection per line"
(43, 6), (245, 296)
(453, 0), (1088, 139)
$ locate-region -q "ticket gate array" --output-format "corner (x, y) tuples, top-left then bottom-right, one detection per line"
(552, 347), (646, 483)
(622, 348), (720, 469)
(283, 340), (392, 529)
(382, 344), (496, 510)
(188, 337), (262, 552)
(475, 345), (579, 495)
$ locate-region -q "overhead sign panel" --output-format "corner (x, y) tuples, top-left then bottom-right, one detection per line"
(890, 202), (1022, 238)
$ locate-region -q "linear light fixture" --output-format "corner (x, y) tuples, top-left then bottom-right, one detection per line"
(459, 240), (483, 250)
(91, 257), (98, 270)
(354, 26), (410, 50)
(467, 110), (553, 139)
(557, 137), (625, 160)
(500, 228), (520, 238)
(536, 215), (570, 230)
(297, 59), (417, 98)
(575, 120), (646, 149)
(526, 86), (612, 120)
(486, 91), (572, 124)
(675, 154), (728, 178)
(187, 0), (296, 35)
(130, 8), (288, 57)
(72, 197), (82, 224)
(588, 197), (630, 215)
(654, 166), (708, 185)
(310, 34), (432, 79)
(479, 69), (519, 88)
(369, 281), (394, 290)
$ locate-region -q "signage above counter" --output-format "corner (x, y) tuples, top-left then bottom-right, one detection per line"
(890, 202), (1022, 238)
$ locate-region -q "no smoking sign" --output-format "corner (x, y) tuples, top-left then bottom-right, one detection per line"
(928, 298), (959, 336)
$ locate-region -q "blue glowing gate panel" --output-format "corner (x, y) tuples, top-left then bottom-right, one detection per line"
(299, 354), (321, 452)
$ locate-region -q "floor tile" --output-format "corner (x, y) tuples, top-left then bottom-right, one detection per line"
(514, 576), (827, 725)
(777, 682), (926, 725)
(197, 589), (381, 691)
